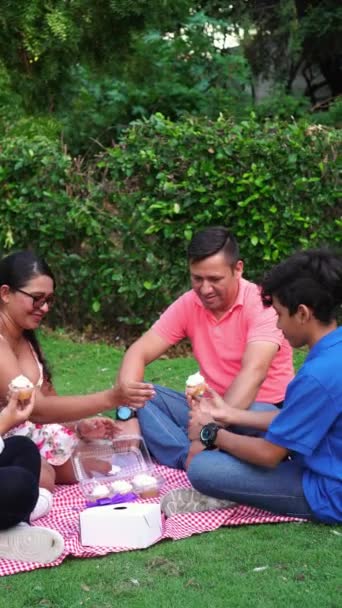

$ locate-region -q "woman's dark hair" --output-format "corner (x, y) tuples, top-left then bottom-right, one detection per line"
(0, 250), (55, 382)
(261, 248), (342, 324)
(187, 226), (240, 264)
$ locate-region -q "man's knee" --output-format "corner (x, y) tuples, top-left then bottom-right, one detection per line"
(138, 385), (177, 414)
(138, 385), (188, 429)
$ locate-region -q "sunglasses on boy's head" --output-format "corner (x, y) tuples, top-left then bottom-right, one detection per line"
(16, 288), (55, 309)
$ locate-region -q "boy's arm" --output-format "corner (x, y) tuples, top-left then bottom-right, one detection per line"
(215, 430), (289, 467)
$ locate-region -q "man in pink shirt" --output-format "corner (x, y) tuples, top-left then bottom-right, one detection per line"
(116, 226), (294, 469)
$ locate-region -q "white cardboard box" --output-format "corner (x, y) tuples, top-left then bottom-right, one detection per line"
(80, 502), (163, 549)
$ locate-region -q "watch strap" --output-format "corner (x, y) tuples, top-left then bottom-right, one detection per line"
(116, 406), (137, 421)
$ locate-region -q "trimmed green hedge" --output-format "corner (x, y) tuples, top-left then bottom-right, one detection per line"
(99, 114), (341, 325)
(0, 115), (341, 329)
(0, 135), (121, 328)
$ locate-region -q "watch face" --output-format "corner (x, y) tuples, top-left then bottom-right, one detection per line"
(200, 423), (218, 446)
(201, 426), (213, 442)
(117, 406), (133, 421)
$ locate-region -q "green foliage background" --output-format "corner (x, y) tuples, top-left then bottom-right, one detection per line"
(0, 114), (340, 330)
(1, 2), (341, 156)
(0, 2), (341, 332)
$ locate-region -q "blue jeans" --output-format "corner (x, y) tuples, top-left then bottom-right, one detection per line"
(188, 451), (313, 519)
(138, 385), (277, 469)
(138, 385), (190, 469)
(138, 385), (313, 519)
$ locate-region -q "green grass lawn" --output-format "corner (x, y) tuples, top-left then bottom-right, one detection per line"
(0, 332), (341, 608)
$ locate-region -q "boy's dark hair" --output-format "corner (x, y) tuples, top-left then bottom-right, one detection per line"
(0, 250), (54, 381)
(261, 248), (342, 324)
(187, 226), (240, 264)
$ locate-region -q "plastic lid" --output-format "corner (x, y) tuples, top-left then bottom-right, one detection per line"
(72, 434), (157, 501)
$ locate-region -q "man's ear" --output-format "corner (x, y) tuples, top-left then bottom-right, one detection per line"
(296, 303), (312, 324)
(234, 260), (244, 277)
(0, 284), (11, 304)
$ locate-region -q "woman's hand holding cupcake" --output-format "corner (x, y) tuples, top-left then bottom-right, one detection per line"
(0, 389), (36, 435)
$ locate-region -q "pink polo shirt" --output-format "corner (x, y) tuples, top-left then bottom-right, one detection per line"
(152, 278), (294, 403)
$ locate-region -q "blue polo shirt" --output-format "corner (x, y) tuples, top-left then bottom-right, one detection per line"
(266, 327), (342, 524)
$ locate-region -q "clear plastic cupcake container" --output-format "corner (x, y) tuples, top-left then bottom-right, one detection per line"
(72, 434), (163, 504)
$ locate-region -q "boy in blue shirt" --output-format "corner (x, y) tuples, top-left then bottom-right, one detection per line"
(161, 248), (342, 523)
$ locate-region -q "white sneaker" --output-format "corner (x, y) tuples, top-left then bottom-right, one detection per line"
(0, 523), (64, 564)
(161, 488), (236, 517)
(30, 488), (53, 522)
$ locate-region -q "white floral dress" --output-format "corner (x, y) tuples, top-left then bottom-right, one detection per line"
(4, 342), (78, 466)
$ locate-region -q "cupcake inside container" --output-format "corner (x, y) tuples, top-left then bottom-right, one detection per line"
(72, 434), (163, 505)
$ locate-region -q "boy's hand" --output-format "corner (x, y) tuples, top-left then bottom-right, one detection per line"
(188, 407), (215, 441)
(198, 388), (236, 425)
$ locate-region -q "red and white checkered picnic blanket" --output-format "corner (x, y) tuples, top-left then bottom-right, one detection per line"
(0, 465), (301, 576)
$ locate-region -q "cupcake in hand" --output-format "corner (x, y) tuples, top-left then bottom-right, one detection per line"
(185, 371), (207, 399)
(8, 375), (34, 406)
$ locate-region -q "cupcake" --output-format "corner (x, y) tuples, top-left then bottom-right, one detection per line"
(90, 484), (110, 499)
(185, 371), (207, 398)
(132, 473), (159, 498)
(108, 465), (121, 476)
(9, 375), (34, 404)
(111, 480), (133, 495)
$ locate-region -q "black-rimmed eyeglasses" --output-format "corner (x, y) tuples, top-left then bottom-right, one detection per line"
(16, 288), (55, 309)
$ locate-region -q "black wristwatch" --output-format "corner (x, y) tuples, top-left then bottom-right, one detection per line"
(116, 406), (137, 421)
(199, 423), (224, 450)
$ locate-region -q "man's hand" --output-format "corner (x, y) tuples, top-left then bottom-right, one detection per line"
(0, 390), (36, 435)
(77, 416), (120, 441)
(185, 385), (208, 409)
(112, 382), (155, 408)
(186, 390), (198, 409)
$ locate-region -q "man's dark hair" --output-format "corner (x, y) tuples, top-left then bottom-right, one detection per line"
(187, 226), (240, 264)
(261, 248), (342, 324)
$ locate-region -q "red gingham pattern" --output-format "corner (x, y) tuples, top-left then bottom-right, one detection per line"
(0, 465), (302, 576)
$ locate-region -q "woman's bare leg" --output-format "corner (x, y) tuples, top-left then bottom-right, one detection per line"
(54, 456), (112, 484)
(39, 458), (56, 493)
(53, 458), (78, 484)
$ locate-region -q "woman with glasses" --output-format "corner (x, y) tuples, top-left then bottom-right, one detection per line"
(0, 250), (154, 520)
